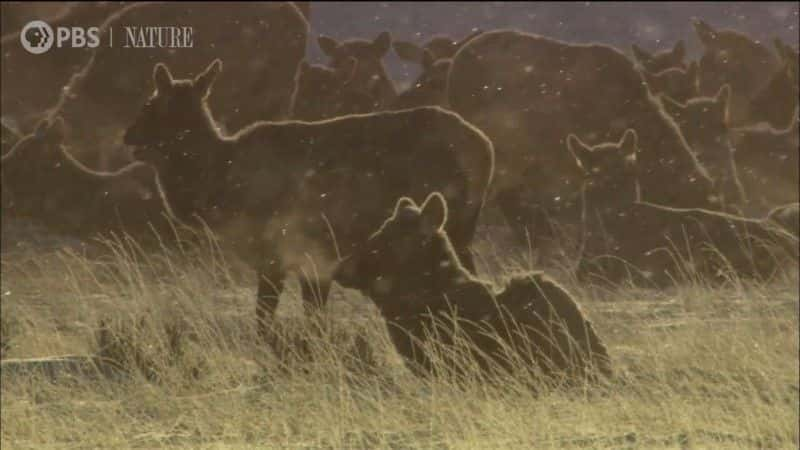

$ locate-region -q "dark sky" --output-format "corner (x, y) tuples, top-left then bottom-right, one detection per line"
(305, 2), (799, 87)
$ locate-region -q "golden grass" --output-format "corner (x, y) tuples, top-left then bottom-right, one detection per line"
(1, 226), (798, 449)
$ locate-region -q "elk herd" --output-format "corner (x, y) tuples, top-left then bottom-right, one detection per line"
(1, 2), (798, 384)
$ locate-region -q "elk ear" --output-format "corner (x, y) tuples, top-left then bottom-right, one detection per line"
(419, 192), (448, 235)
(660, 93), (685, 119)
(566, 134), (594, 173)
(318, 35), (339, 56)
(672, 40), (686, 60)
(396, 197), (416, 209)
(619, 129), (639, 156)
(372, 31), (392, 57)
(694, 20), (717, 46)
(393, 196), (418, 219)
(153, 62), (173, 93)
(195, 59), (222, 99)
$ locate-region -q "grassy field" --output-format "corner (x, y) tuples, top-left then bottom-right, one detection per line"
(1, 224), (798, 449)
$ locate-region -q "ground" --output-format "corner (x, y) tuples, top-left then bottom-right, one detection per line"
(1, 220), (798, 449)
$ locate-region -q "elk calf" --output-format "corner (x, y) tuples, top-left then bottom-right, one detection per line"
(568, 131), (798, 286)
(694, 20), (781, 126)
(447, 30), (716, 251)
(289, 58), (377, 120)
(1, 117), (170, 239)
(318, 32), (397, 109)
(391, 30), (483, 109)
(334, 193), (612, 383)
(660, 85), (738, 205)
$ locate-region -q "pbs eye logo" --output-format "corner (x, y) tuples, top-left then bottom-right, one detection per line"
(20, 20), (100, 55)
(21, 20), (54, 54)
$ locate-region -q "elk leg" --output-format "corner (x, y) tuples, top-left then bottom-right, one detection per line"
(300, 274), (331, 312)
(255, 262), (285, 343)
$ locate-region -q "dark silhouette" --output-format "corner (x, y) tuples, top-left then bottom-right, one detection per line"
(124, 60), (494, 342)
(749, 39), (799, 130)
(694, 20), (781, 126)
(1, 117), (172, 240)
(390, 30), (483, 109)
(447, 29), (716, 249)
(632, 40), (687, 73)
(334, 193), (612, 383)
(729, 113), (800, 213)
(46, 2), (308, 172)
(569, 131), (798, 286)
(289, 58), (377, 120)
(659, 85), (737, 205)
(317, 32), (397, 109)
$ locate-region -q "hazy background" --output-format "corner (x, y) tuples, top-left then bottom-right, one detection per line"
(305, 2), (799, 88)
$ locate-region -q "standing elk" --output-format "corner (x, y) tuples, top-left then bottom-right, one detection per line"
(447, 29), (716, 250)
(694, 20), (781, 127)
(124, 60), (494, 342)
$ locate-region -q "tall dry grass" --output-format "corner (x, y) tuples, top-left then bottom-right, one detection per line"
(1, 223), (797, 449)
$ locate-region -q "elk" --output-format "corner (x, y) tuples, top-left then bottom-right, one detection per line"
(334, 193), (612, 383)
(124, 60), (494, 342)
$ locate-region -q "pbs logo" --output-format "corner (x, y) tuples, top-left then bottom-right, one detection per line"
(21, 20), (100, 55)
(21, 20), (54, 54)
